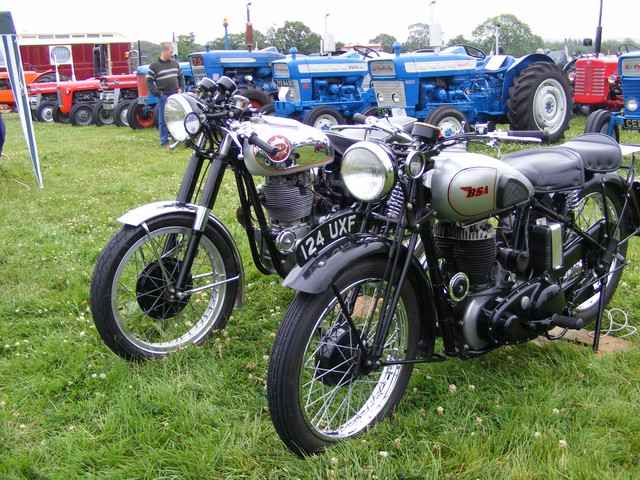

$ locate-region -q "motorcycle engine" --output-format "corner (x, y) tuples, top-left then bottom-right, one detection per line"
(259, 172), (315, 227)
(434, 221), (496, 287)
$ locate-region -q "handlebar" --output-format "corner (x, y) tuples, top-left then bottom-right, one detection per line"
(248, 132), (279, 157)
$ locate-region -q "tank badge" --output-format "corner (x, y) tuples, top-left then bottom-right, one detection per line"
(268, 135), (292, 162)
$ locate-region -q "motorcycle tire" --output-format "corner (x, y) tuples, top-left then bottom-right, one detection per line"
(90, 213), (240, 361)
(564, 181), (628, 323)
(267, 257), (420, 456)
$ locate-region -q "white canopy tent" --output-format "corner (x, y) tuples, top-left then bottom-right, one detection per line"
(0, 11), (43, 188)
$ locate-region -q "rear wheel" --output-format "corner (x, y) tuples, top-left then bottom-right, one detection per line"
(267, 258), (420, 456)
(563, 182), (628, 323)
(90, 213), (240, 361)
(128, 102), (156, 129)
(507, 62), (573, 142)
(238, 87), (273, 109)
(584, 109), (620, 142)
(303, 106), (346, 131)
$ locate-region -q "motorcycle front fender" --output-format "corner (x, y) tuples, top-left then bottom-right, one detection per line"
(117, 200), (245, 308)
(283, 234), (429, 295)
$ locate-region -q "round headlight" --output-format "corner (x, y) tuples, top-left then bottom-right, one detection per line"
(405, 150), (425, 179)
(341, 142), (395, 201)
(627, 98), (638, 112)
(165, 94), (203, 141)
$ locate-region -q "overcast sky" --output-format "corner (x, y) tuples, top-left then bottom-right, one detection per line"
(2, 0), (637, 47)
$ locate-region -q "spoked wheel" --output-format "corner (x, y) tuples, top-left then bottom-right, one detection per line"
(562, 182), (628, 323)
(267, 258), (419, 456)
(90, 213), (240, 361)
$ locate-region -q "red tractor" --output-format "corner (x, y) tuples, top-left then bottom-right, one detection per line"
(92, 74), (138, 126)
(52, 79), (101, 125)
(571, 43), (639, 114)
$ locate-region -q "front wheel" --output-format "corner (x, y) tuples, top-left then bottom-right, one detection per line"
(267, 258), (420, 456)
(584, 109), (620, 142)
(90, 213), (240, 361)
(70, 103), (95, 126)
(303, 106), (346, 131)
(424, 106), (469, 136)
(92, 103), (115, 126)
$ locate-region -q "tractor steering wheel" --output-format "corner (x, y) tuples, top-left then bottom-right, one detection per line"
(352, 46), (380, 58)
(455, 44), (487, 59)
(618, 44), (640, 55)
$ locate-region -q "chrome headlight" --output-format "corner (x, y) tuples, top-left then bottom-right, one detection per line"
(341, 141), (395, 201)
(627, 98), (638, 112)
(165, 94), (204, 142)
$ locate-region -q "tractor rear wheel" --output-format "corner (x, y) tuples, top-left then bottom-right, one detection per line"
(238, 87), (273, 109)
(128, 103), (156, 129)
(507, 62), (572, 143)
(584, 109), (620, 142)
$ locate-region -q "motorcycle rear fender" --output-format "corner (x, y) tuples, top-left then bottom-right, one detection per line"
(117, 200), (245, 308)
(283, 234), (437, 350)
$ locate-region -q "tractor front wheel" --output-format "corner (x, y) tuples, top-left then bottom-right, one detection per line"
(70, 103), (95, 127)
(584, 109), (620, 142)
(425, 106), (469, 137)
(507, 62), (573, 143)
(303, 106), (345, 131)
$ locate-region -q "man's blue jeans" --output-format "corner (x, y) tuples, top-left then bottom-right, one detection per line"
(157, 94), (170, 146)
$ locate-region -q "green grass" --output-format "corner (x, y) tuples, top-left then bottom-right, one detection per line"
(1, 113), (640, 479)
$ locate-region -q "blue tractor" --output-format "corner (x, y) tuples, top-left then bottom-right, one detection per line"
(188, 46), (285, 108)
(270, 46), (382, 130)
(584, 51), (640, 142)
(368, 43), (573, 142)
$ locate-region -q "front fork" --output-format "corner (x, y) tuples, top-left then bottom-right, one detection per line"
(171, 135), (233, 294)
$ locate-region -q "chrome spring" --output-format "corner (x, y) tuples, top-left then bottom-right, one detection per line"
(386, 184), (404, 219)
(567, 189), (581, 211)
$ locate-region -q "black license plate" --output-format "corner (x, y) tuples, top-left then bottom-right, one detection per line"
(296, 212), (362, 265)
(275, 79), (295, 88)
(624, 118), (640, 130)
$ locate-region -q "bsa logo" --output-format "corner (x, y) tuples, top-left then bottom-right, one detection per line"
(460, 185), (489, 198)
(267, 135), (292, 162)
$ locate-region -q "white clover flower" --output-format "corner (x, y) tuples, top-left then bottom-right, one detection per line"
(379, 451), (389, 458)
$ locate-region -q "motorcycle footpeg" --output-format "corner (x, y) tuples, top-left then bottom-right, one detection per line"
(551, 314), (584, 330)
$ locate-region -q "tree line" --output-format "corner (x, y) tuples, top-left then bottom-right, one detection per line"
(135, 14), (638, 63)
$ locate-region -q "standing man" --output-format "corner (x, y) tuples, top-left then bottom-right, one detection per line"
(145, 43), (185, 148)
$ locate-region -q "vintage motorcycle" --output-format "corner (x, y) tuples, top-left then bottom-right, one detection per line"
(267, 114), (640, 455)
(89, 76), (412, 361)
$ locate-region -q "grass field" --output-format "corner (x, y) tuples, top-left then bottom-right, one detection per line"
(1, 112), (639, 479)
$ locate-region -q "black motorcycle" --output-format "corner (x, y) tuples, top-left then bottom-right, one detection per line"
(89, 77), (415, 361)
(267, 116), (640, 455)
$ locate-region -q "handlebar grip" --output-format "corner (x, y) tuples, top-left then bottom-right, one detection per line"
(352, 113), (368, 124)
(508, 129), (550, 142)
(248, 132), (279, 157)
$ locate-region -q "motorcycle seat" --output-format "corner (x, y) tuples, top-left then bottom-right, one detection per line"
(502, 146), (585, 193)
(561, 133), (622, 172)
